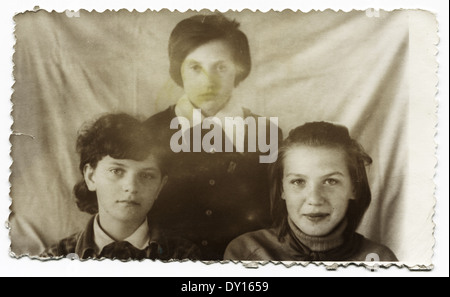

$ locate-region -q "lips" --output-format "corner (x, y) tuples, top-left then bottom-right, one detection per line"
(117, 200), (140, 206)
(200, 92), (218, 98)
(303, 212), (329, 222)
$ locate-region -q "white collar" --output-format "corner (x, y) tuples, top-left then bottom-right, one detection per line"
(93, 214), (150, 253)
(174, 95), (246, 151)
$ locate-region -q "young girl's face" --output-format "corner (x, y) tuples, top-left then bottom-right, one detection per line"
(180, 39), (237, 117)
(84, 155), (167, 226)
(282, 145), (354, 236)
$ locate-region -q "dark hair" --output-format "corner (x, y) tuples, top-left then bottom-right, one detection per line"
(269, 121), (373, 239)
(73, 113), (167, 214)
(168, 14), (251, 87)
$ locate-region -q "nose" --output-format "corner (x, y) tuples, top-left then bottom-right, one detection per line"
(205, 68), (221, 89)
(306, 184), (324, 206)
(122, 174), (139, 194)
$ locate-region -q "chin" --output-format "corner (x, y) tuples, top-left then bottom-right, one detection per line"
(115, 211), (144, 222)
(307, 229), (331, 237)
(203, 107), (221, 116)
(300, 223), (333, 237)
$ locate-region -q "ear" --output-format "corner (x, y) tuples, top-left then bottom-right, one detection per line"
(83, 164), (97, 192)
(281, 189), (286, 201)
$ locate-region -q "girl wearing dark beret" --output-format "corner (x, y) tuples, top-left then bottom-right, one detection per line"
(145, 14), (281, 260)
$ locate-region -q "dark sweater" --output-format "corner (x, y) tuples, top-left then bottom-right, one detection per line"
(144, 105), (282, 260)
(224, 221), (398, 262)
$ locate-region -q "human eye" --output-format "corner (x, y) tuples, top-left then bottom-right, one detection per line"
(324, 178), (339, 186)
(189, 63), (202, 73)
(109, 168), (125, 177)
(216, 63), (228, 72)
(290, 179), (306, 187)
(140, 172), (157, 181)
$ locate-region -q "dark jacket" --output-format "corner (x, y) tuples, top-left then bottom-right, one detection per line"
(40, 216), (200, 260)
(145, 105), (282, 260)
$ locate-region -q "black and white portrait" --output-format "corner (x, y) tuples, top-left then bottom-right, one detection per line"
(8, 8), (438, 270)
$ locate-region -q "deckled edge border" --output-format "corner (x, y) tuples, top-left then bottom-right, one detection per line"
(7, 8), (439, 272)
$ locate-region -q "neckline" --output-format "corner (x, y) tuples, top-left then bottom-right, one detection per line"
(287, 217), (348, 252)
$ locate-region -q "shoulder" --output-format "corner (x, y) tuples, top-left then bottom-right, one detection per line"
(40, 217), (96, 259)
(155, 229), (201, 261)
(242, 107), (260, 118)
(144, 106), (175, 127)
(144, 106), (178, 144)
(357, 235), (398, 262)
(242, 108), (283, 140)
(40, 232), (82, 258)
(242, 108), (277, 126)
(224, 228), (279, 260)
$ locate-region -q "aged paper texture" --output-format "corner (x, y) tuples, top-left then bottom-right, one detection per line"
(9, 8), (438, 270)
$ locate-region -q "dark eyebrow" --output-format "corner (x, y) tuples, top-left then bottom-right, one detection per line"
(323, 172), (345, 177)
(285, 172), (345, 178)
(109, 161), (126, 167)
(140, 167), (160, 172)
(285, 173), (307, 178)
(108, 162), (159, 172)
(185, 59), (231, 65)
(184, 59), (200, 64)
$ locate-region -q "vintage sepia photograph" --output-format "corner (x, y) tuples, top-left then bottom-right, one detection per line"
(8, 7), (439, 271)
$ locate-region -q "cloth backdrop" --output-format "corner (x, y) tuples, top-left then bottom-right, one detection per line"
(10, 9), (430, 264)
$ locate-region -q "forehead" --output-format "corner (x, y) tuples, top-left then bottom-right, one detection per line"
(98, 155), (161, 170)
(283, 145), (349, 174)
(184, 39), (234, 62)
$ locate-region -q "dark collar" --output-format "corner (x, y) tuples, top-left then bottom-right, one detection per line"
(74, 216), (165, 259)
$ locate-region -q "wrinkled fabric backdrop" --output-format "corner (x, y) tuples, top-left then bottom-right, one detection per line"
(10, 9), (429, 263)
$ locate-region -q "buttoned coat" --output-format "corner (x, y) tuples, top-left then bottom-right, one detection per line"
(145, 105), (282, 260)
